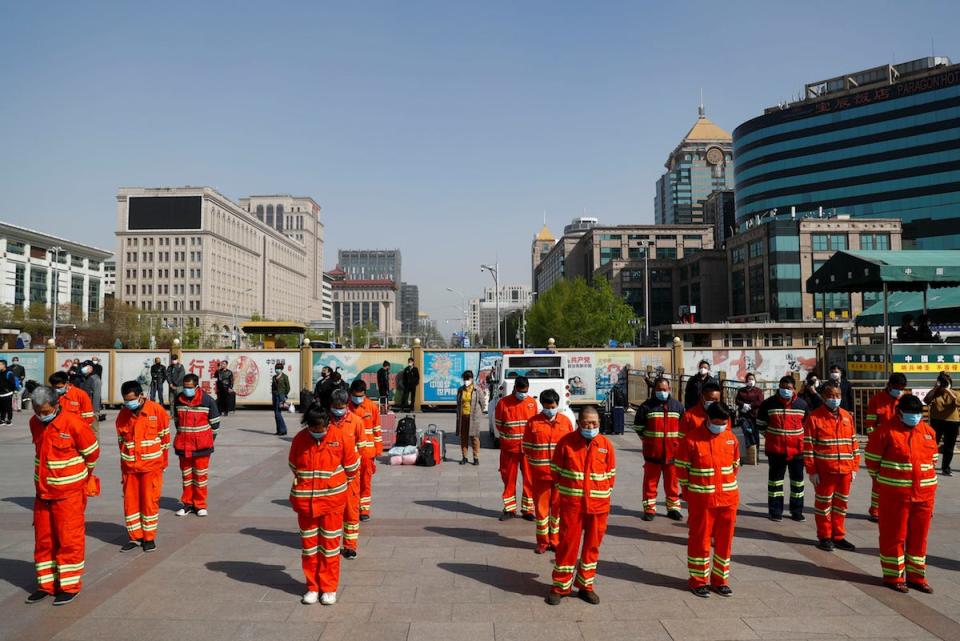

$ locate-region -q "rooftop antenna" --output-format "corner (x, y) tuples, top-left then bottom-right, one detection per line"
(699, 88), (705, 117)
(931, 37), (935, 57)
(543, 210), (547, 226)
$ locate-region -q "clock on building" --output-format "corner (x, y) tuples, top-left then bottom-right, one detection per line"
(706, 146), (724, 166)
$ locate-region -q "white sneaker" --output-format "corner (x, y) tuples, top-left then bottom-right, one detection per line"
(320, 592), (337, 606)
(175, 508), (190, 517)
(301, 591), (319, 605)
(196, 509), (208, 517)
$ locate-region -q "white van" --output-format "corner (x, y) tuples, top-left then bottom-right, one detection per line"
(487, 352), (577, 446)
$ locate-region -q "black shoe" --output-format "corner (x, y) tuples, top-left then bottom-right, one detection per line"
(499, 510), (516, 522)
(713, 585), (733, 597)
(459, 457), (468, 465)
(142, 540), (157, 553)
(943, 469), (953, 476)
(341, 548), (357, 559)
(817, 538), (835, 551)
(868, 514), (879, 523)
(833, 538), (856, 552)
(120, 540), (141, 552)
(522, 513), (535, 522)
(25, 590), (50, 604)
(472, 458), (479, 466)
(578, 589), (599, 604)
(53, 592), (78, 606)
(545, 591), (563, 605)
(359, 515), (370, 522)
(769, 513), (783, 522)
(907, 581), (934, 594)
(667, 510), (683, 522)
(691, 586), (710, 598)
(791, 513), (806, 522)
(641, 513), (655, 522)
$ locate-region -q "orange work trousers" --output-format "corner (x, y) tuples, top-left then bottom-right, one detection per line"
(551, 505), (608, 595)
(869, 477), (880, 518)
(34, 492), (87, 595)
(343, 477), (360, 550)
(499, 450), (532, 514)
(297, 510), (343, 593)
(122, 469), (163, 541)
(531, 477), (560, 547)
(642, 461), (681, 514)
(813, 472), (851, 541)
(359, 457), (375, 516)
(686, 504), (736, 588)
(878, 493), (934, 585)
(179, 454), (210, 510)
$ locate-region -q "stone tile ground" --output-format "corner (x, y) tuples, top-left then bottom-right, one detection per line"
(0, 410), (957, 641)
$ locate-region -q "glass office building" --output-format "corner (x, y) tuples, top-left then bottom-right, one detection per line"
(733, 57), (960, 248)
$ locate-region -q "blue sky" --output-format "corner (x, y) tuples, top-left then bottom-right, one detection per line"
(1, 1), (957, 325)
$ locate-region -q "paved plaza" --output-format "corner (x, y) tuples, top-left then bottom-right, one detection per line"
(0, 409), (958, 641)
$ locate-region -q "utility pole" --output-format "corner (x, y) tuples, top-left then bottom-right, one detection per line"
(50, 246), (62, 343)
(643, 241), (651, 344)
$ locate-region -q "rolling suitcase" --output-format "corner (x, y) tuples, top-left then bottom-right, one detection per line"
(611, 406), (625, 435)
(381, 412), (397, 449)
(424, 424), (446, 461)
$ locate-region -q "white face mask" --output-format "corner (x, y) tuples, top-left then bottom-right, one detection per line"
(699, 367), (709, 376)
(830, 372), (841, 381)
(463, 379), (473, 387)
(745, 379), (755, 388)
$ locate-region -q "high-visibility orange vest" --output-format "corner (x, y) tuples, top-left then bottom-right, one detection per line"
(288, 425), (360, 516)
(522, 413), (574, 481)
(495, 394), (539, 453)
(865, 391), (899, 435)
(60, 385), (94, 426)
(115, 400), (171, 473)
(865, 418), (938, 501)
(757, 395), (808, 458)
(31, 411), (100, 500)
(330, 411), (365, 459)
(348, 397), (381, 458)
(551, 432), (616, 514)
(803, 405), (859, 476)
(675, 419), (740, 509)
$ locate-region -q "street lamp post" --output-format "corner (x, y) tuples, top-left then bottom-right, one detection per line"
(642, 241), (651, 344)
(520, 290), (536, 349)
(480, 263), (500, 348)
(445, 287), (468, 337)
(50, 246), (62, 343)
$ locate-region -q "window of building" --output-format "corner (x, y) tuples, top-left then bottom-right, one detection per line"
(599, 247), (621, 265)
(70, 275), (84, 308)
(266, 205), (274, 227)
(30, 267), (47, 304)
(860, 233), (890, 251)
(656, 247), (677, 259)
(7, 241), (25, 255)
(14, 264), (25, 305)
(749, 241), (763, 259)
(769, 235), (800, 252)
(764, 333), (793, 347)
(724, 333), (754, 347)
(690, 333), (711, 348)
(731, 246), (745, 264)
(650, 268), (672, 284)
(599, 234), (621, 240)
(683, 234), (703, 241)
(731, 270), (746, 316)
(811, 233), (847, 251)
(628, 247), (646, 259)
(803, 333), (820, 347)
(749, 268), (765, 313)
(656, 234), (676, 240)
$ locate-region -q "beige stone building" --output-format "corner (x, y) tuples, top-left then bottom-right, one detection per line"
(325, 266), (399, 344)
(115, 187), (324, 345)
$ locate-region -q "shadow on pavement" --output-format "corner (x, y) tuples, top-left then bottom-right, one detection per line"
(600, 560), (688, 591)
(424, 526), (531, 550)
(415, 500), (502, 519)
(437, 562), (544, 596)
(205, 561), (302, 595)
(271, 498), (291, 508)
(733, 524), (812, 547)
(240, 526), (299, 549)
(159, 496), (182, 512)
(610, 504), (646, 519)
(604, 522), (687, 545)
(735, 554), (874, 586)
(0, 557), (36, 591)
(86, 521), (129, 545)
(1, 497), (35, 511)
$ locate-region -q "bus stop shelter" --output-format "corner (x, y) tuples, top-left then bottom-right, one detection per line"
(807, 250), (960, 376)
(856, 285), (960, 327)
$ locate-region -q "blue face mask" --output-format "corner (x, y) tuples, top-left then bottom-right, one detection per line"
(55, 387), (67, 396)
(889, 388), (903, 398)
(703, 400), (716, 410)
(825, 398), (842, 410)
(779, 388), (794, 400)
(38, 410), (58, 423)
(124, 398), (143, 411)
(351, 395), (364, 405)
(309, 430), (327, 440)
(515, 392), (527, 401)
(707, 421), (726, 434)
(543, 407), (558, 419)
(183, 387), (197, 398)
(901, 413), (922, 427)
(580, 427), (599, 439)
(331, 407), (347, 417)
(655, 390), (670, 401)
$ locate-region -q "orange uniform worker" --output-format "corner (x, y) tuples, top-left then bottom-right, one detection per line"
(676, 401), (740, 597)
(330, 389), (366, 557)
(864, 373), (907, 521)
(26, 386), (100, 606)
(633, 376), (685, 521)
(522, 389), (574, 553)
(756, 376), (809, 522)
(866, 394), (939, 594)
(348, 380), (381, 520)
(803, 381), (859, 552)
(546, 406), (616, 606)
(289, 403), (361, 606)
(495, 376), (539, 520)
(173, 374), (221, 517)
(115, 380), (170, 553)
(48, 372), (95, 431)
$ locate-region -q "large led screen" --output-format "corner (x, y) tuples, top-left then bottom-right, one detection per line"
(127, 196), (202, 230)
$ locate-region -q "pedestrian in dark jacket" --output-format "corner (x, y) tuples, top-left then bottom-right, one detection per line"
(401, 358), (420, 411)
(215, 360), (234, 416)
(376, 361), (391, 410)
(167, 355), (186, 410)
(799, 372), (822, 412)
(827, 366), (854, 412)
(735, 372), (765, 464)
(150, 357), (167, 404)
(684, 360), (717, 410)
(271, 364), (291, 436)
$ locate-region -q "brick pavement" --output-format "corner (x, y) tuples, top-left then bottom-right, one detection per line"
(0, 409), (958, 641)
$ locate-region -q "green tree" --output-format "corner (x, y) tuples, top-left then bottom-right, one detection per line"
(525, 277), (636, 348)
